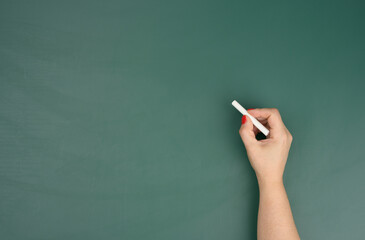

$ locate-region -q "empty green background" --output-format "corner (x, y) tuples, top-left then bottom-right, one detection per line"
(1, 0), (364, 239)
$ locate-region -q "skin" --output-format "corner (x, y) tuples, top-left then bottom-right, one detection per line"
(239, 108), (300, 240)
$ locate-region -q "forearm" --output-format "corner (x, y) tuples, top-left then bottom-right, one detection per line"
(238, 108), (299, 239)
(257, 179), (300, 240)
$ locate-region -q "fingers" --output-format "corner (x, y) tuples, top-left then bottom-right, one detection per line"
(246, 109), (266, 136)
(239, 115), (257, 146)
(248, 108), (282, 126)
(248, 108), (285, 138)
(239, 108), (287, 143)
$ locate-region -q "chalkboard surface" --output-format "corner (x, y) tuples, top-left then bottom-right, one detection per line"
(1, 1), (364, 239)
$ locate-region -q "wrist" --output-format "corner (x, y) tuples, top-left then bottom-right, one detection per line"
(256, 174), (284, 189)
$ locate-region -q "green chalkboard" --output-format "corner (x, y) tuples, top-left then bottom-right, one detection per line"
(1, 0), (364, 239)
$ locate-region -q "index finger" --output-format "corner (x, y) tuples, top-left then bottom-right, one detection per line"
(248, 108), (284, 137)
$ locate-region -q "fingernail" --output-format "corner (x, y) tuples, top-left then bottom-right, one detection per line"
(247, 108), (254, 111)
(241, 115), (247, 124)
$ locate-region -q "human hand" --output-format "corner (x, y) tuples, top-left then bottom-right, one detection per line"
(239, 108), (293, 186)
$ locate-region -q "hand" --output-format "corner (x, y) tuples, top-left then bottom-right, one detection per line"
(239, 108), (293, 186)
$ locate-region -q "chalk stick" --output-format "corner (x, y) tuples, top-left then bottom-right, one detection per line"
(232, 100), (270, 136)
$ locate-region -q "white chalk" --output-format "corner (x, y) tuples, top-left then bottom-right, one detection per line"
(232, 100), (270, 136)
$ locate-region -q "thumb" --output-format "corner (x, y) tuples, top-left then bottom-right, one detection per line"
(239, 115), (257, 147)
